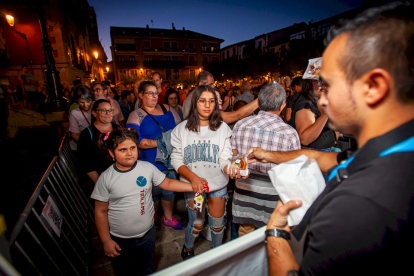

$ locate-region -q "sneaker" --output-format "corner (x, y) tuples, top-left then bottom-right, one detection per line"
(181, 245), (195, 260)
(162, 216), (184, 230)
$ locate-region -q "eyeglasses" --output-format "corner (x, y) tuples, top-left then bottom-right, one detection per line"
(96, 108), (114, 114)
(317, 79), (326, 87)
(144, 91), (159, 97)
(198, 99), (216, 105)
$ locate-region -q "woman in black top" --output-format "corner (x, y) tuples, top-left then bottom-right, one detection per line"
(290, 79), (336, 150)
(77, 99), (121, 183)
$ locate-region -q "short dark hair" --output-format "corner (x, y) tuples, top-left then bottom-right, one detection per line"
(92, 98), (110, 112)
(151, 72), (162, 79)
(186, 85), (222, 132)
(121, 90), (132, 100)
(73, 79), (82, 86)
(326, 2), (414, 101)
(164, 88), (180, 105)
(197, 71), (213, 84)
(73, 85), (93, 101)
(92, 81), (107, 90)
(258, 83), (286, 111)
(290, 77), (303, 88)
(99, 128), (140, 152)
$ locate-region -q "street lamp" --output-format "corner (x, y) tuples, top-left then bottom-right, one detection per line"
(106, 66), (109, 72)
(5, 15), (32, 67)
(94, 51), (98, 60)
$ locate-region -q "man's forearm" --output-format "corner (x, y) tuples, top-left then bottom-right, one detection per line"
(264, 149), (338, 173)
(267, 237), (299, 276)
(222, 99), (258, 124)
(139, 139), (157, 149)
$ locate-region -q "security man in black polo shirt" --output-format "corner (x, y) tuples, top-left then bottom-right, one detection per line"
(247, 3), (414, 275)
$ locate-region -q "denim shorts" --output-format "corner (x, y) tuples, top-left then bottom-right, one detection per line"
(152, 169), (176, 202)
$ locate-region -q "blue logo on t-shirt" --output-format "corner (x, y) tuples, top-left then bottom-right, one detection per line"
(136, 176), (147, 187)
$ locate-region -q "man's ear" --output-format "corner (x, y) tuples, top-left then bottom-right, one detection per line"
(279, 102), (286, 112)
(362, 69), (391, 106)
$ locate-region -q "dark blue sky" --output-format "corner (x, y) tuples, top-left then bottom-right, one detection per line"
(88, 0), (367, 62)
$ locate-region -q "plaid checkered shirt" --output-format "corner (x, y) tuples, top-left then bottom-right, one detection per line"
(231, 111), (301, 173)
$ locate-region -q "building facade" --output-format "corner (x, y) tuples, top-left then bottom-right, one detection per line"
(110, 25), (223, 86)
(0, 0), (107, 89)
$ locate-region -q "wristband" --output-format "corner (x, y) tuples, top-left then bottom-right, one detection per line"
(265, 228), (291, 241)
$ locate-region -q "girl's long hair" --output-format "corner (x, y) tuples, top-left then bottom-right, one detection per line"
(185, 85), (222, 132)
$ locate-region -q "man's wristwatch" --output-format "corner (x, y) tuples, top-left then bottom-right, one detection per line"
(265, 228), (291, 241)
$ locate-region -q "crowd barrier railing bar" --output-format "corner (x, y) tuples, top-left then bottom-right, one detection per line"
(6, 133), (95, 275)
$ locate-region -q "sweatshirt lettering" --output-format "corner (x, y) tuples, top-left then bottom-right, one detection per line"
(184, 141), (219, 165)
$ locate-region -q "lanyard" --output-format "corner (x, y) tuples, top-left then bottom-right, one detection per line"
(328, 135), (414, 182)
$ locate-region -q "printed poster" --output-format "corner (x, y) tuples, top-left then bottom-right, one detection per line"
(42, 196), (63, 237)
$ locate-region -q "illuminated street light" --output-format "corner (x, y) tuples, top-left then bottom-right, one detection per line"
(94, 51), (98, 59)
(106, 66), (109, 72)
(6, 15), (14, 27)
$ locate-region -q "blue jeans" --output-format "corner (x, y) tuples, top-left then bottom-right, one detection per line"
(184, 187), (228, 249)
(152, 169), (177, 202)
(111, 225), (156, 276)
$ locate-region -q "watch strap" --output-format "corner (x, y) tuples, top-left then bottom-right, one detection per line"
(265, 228), (291, 241)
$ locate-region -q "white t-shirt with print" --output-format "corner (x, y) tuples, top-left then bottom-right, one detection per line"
(91, 161), (166, 238)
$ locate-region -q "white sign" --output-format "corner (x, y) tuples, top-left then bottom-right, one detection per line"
(42, 196), (63, 237)
(303, 57), (322, 80)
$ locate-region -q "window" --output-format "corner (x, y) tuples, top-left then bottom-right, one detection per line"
(290, 30), (306, 40)
(188, 43), (195, 52)
(172, 42), (178, 52)
(143, 41), (150, 51)
(118, 56), (125, 61)
(164, 42), (170, 52)
(190, 69), (195, 79)
(172, 56), (178, 62)
(211, 44), (217, 52)
(129, 56), (135, 61)
(258, 41), (262, 51)
(144, 56), (151, 61)
(164, 56), (171, 61)
(189, 56), (195, 66)
(173, 69), (179, 79)
(233, 48), (236, 56)
(165, 69), (172, 80)
(202, 44), (207, 52)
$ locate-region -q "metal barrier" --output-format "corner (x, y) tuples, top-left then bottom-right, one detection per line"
(6, 133), (94, 275)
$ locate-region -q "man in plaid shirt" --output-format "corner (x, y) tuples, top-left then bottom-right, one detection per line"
(231, 82), (300, 237)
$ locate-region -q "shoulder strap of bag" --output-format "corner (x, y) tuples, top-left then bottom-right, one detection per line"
(160, 104), (168, 114)
(141, 106), (166, 132)
(87, 126), (93, 140)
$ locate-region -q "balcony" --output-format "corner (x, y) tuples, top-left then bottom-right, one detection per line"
(115, 44), (137, 52)
(188, 48), (196, 52)
(144, 60), (186, 69)
(143, 46), (150, 51)
(117, 61), (138, 69)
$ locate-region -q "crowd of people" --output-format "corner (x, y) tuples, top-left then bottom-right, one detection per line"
(31, 2), (414, 275)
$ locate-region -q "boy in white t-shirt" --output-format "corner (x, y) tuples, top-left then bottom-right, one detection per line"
(92, 128), (194, 275)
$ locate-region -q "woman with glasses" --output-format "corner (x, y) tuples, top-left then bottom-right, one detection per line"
(290, 79), (336, 151)
(77, 99), (121, 185)
(127, 81), (184, 230)
(171, 85), (241, 260)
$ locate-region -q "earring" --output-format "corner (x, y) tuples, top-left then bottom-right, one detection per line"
(113, 158), (115, 161)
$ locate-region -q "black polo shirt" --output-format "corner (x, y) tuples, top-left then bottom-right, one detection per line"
(292, 119), (414, 275)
